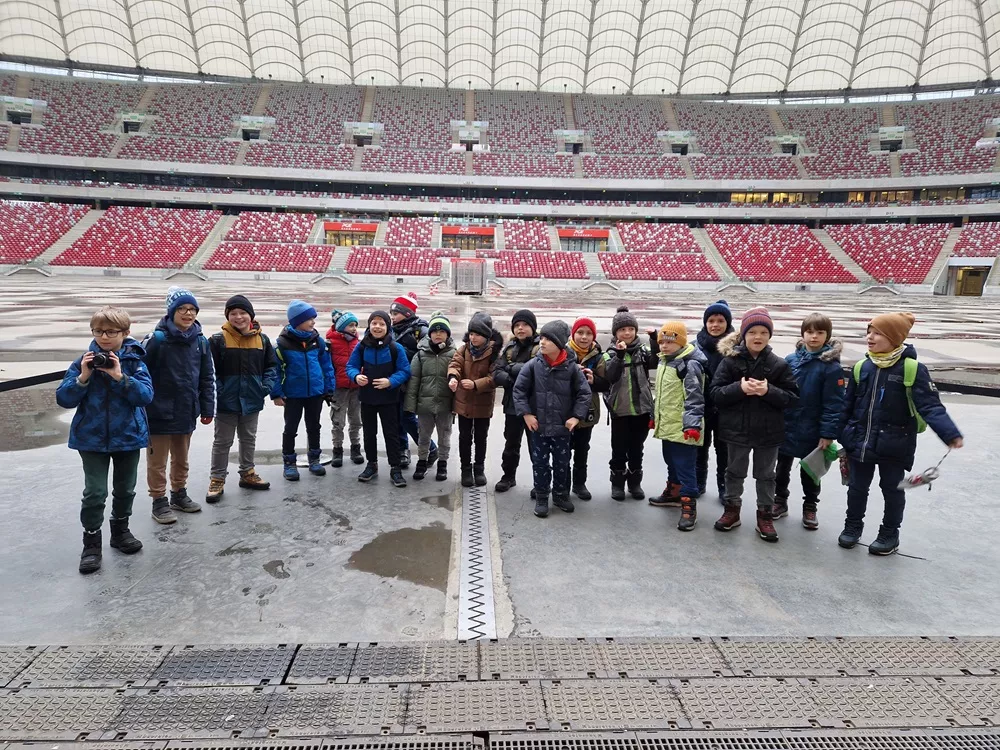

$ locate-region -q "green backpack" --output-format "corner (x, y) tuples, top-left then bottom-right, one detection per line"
(852, 356), (926, 433)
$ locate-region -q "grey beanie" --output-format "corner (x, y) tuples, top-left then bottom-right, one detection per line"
(539, 319), (571, 350)
(611, 305), (639, 337)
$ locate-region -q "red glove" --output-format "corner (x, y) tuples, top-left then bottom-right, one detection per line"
(648, 418), (655, 430)
(683, 429), (701, 442)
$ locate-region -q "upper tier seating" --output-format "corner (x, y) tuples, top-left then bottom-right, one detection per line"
(51, 206), (220, 268)
(582, 154), (686, 179)
(362, 148), (465, 174)
(384, 217), (433, 247)
(952, 222), (1000, 257)
(264, 84), (363, 143)
(0, 200), (90, 263)
(488, 250), (587, 279)
(117, 136), (239, 165)
(372, 87), (463, 150)
(707, 224), (857, 283)
(572, 95), (665, 153)
(599, 252), (719, 281)
(476, 91), (565, 152)
(782, 106), (891, 178)
(691, 156), (799, 180)
(502, 220), (552, 251)
(227, 212), (317, 243)
(474, 153), (575, 177)
(346, 246), (457, 276)
(146, 83), (259, 138)
(616, 223), (701, 253)
(204, 241), (333, 273)
(244, 142), (356, 170)
(825, 223), (950, 284)
(897, 97), (1000, 175)
(675, 102), (776, 154)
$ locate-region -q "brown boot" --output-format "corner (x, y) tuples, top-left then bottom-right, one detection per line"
(714, 504), (741, 531)
(649, 482), (682, 507)
(802, 501), (819, 530)
(756, 506), (779, 543)
(772, 500), (789, 519)
(238, 469), (270, 490)
(677, 497), (697, 531)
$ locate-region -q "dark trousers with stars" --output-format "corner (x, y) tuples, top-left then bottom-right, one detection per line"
(531, 434), (572, 499)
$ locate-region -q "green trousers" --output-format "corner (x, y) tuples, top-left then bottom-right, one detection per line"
(79, 450), (141, 532)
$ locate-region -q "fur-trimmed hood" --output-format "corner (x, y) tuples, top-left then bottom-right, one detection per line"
(792, 337), (843, 363)
(717, 331), (743, 358)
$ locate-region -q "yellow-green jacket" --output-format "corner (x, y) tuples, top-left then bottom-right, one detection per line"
(652, 343), (708, 445)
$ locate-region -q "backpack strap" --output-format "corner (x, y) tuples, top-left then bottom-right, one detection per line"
(902, 357), (926, 432)
(852, 359), (864, 383)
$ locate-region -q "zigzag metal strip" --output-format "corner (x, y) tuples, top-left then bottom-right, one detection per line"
(457, 485), (497, 640)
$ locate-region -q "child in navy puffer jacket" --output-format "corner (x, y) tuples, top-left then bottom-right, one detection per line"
(271, 300), (336, 480)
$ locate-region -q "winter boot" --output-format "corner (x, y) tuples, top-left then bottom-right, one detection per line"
(534, 494), (550, 518)
(413, 459), (428, 480)
(838, 520), (864, 549)
(435, 460), (448, 481)
(649, 482), (682, 507)
(390, 466), (407, 488)
(350, 444), (364, 464)
(772, 499), (789, 519)
(283, 454), (300, 481)
(868, 525), (899, 556)
(79, 530), (102, 574)
(495, 475), (516, 493)
(473, 463), (487, 487)
(151, 497), (176, 525)
(238, 469), (269, 490)
(677, 497), (697, 532)
(802, 501), (819, 530)
(756, 506), (779, 543)
(610, 470), (627, 502)
(552, 494), (575, 513)
(400, 448), (411, 468)
(206, 477), (225, 503)
(572, 466), (591, 500)
(427, 445), (439, 465)
(626, 470), (645, 499)
(331, 448), (343, 468)
(714, 505), (742, 531)
(307, 449), (326, 476)
(109, 518), (143, 554)
(461, 465), (474, 488)
(358, 462), (378, 482)
(169, 488), (201, 514)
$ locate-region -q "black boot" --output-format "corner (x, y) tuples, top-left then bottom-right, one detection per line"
(331, 448), (343, 468)
(610, 470), (627, 501)
(427, 445), (439, 464)
(390, 466), (407, 488)
(400, 448), (411, 468)
(461, 465), (474, 488)
(435, 460), (448, 481)
(79, 530), (102, 574)
(358, 462), (378, 482)
(553, 494), (575, 513)
(626, 470), (645, 499)
(838, 520), (864, 549)
(534, 494), (549, 518)
(350, 444), (364, 464)
(495, 475), (516, 492)
(869, 525), (899, 556)
(473, 463), (487, 487)
(572, 465), (591, 500)
(412, 459), (428, 481)
(109, 518), (143, 554)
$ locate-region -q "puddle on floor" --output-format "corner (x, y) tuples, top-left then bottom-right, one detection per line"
(0, 385), (69, 451)
(346, 521), (451, 591)
(420, 493), (456, 511)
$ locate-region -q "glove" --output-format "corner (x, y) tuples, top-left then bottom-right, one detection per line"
(683, 429), (701, 442)
(648, 418), (655, 430)
(323, 393), (335, 406)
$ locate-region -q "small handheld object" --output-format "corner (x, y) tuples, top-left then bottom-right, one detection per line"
(898, 450), (950, 491)
(88, 352), (113, 369)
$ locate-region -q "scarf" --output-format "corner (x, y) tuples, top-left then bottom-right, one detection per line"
(469, 341), (486, 358)
(568, 340), (592, 362)
(869, 345), (905, 369)
(544, 349), (568, 367)
(696, 326), (730, 353)
(430, 339), (450, 354)
(287, 325), (317, 342)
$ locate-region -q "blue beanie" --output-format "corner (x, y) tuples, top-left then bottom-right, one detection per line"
(287, 299), (318, 328)
(703, 299), (732, 327)
(166, 286), (198, 317)
(335, 311), (359, 333)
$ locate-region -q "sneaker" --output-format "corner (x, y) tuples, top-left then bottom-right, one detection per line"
(772, 500), (789, 519)
(109, 518), (142, 554)
(435, 460), (448, 481)
(169, 488), (201, 514)
(350, 444), (364, 465)
(495, 475), (516, 493)
(573, 484), (592, 501)
(400, 448), (411, 468)
(868, 526), (899, 556)
(390, 467), (407, 488)
(649, 483), (682, 507)
(533, 495), (549, 518)
(413, 459), (428, 481)
(79, 530), (102, 574)
(358, 462), (378, 482)
(677, 497), (697, 532)
(473, 463), (487, 487)
(714, 505), (741, 531)
(552, 494), (575, 513)
(802, 502), (819, 530)
(461, 465), (474, 488)
(838, 521), (863, 549)
(331, 448), (343, 468)
(206, 477), (225, 503)
(238, 469), (270, 491)
(756, 506), (778, 543)
(151, 497), (176, 525)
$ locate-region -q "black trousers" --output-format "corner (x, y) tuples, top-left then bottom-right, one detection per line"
(500, 413), (535, 478)
(282, 396), (324, 455)
(776, 452), (821, 504)
(458, 415), (490, 467)
(361, 402), (401, 467)
(696, 412), (728, 494)
(570, 425), (593, 487)
(609, 414), (649, 474)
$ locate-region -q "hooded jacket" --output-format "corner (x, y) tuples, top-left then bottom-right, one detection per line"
(493, 334), (540, 415)
(780, 338), (846, 458)
(325, 326), (360, 390)
(710, 332), (799, 448)
(448, 328), (504, 419)
(695, 325), (733, 412)
(270, 326), (336, 400)
(512, 349), (592, 437)
(211, 322), (279, 415)
(602, 336), (657, 417)
(404, 334), (457, 416)
(57, 338), (154, 453)
(345, 330), (411, 406)
(839, 344), (961, 469)
(653, 343), (708, 445)
(570, 341), (608, 429)
(393, 315), (428, 397)
(142, 317), (215, 434)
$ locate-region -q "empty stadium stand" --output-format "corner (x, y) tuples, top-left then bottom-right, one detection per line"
(227, 212), (317, 243)
(488, 250), (587, 279)
(825, 223), (951, 284)
(0, 200), (90, 264)
(204, 241), (333, 273)
(952, 221), (1000, 257)
(707, 224), (857, 283)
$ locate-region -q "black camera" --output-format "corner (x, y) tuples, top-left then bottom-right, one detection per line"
(89, 352), (113, 369)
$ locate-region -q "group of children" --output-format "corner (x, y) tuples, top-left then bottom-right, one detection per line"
(58, 288), (964, 575)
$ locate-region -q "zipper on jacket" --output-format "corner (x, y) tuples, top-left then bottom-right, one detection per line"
(860, 367), (881, 462)
(304, 342), (311, 395)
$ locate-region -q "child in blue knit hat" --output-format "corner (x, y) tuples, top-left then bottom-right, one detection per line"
(325, 309), (364, 468)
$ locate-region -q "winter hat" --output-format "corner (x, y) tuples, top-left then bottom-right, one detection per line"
(166, 286), (198, 317)
(740, 307), (774, 338)
(335, 311), (359, 333)
(368, 310), (391, 329)
(572, 317), (597, 338)
(428, 311), (451, 336)
(611, 305), (639, 337)
(467, 311), (494, 338)
(390, 292), (418, 318)
(703, 299), (732, 327)
(287, 299), (318, 328)
(225, 294), (254, 320)
(869, 312), (915, 349)
(511, 309), (537, 333)
(539, 320), (571, 350)
(659, 320), (688, 348)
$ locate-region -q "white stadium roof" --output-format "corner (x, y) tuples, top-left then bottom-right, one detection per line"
(2, 0), (1000, 97)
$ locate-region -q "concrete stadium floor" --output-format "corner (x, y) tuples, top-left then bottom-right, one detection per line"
(0, 277), (998, 644)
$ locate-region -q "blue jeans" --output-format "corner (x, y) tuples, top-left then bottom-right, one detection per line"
(846, 459), (906, 531)
(661, 440), (699, 499)
(531, 434), (572, 497)
(399, 403), (435, 454)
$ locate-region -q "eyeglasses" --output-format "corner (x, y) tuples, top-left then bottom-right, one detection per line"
(175, 306), (198, 315)
(92, 329), (124, 337)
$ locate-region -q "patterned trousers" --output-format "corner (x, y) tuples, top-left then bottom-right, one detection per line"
(531, 433), (572, 498)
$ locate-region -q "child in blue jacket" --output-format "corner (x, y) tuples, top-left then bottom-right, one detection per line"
(56, 305), (154, 575)
(839, 312), (963, 556)
(774, 313), (845, 531)
(271, 300), (336, 481)
(346, 310), (411, 488)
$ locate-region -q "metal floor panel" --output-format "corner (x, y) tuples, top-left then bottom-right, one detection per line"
(322, 736), (482, 750)
(832, 639), (971, 678)
(638, 730), (789, 749)
(479, 639), (607, 680)
(490, 731), (642, 750)
(0, 648), (41, 689)
(148, 645), (294, 687)
(674, 678), (822, 729)
(931, 677), (1000, 724)
(11, 645), (168, 688)
(542, 679), (688, 731)
(286, 644), (358, 685)
(106, 687), (274, 739)
(404, 681), (548, 733)
(0, 688), (125, 740)
(949, 640), (1000, 675)
(922, 727), (1000, 748)
(713, 638), (851, 678)
(165, 740), (324, 750)
(349, 641), (478, 683)
(263, 684), (407, 736)
(5, 743), (167, 750)
(598, 639), (731, 679)
(802, 677), (969, 728)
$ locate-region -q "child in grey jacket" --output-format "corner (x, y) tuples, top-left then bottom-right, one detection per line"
(404, 312), (456, 482)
